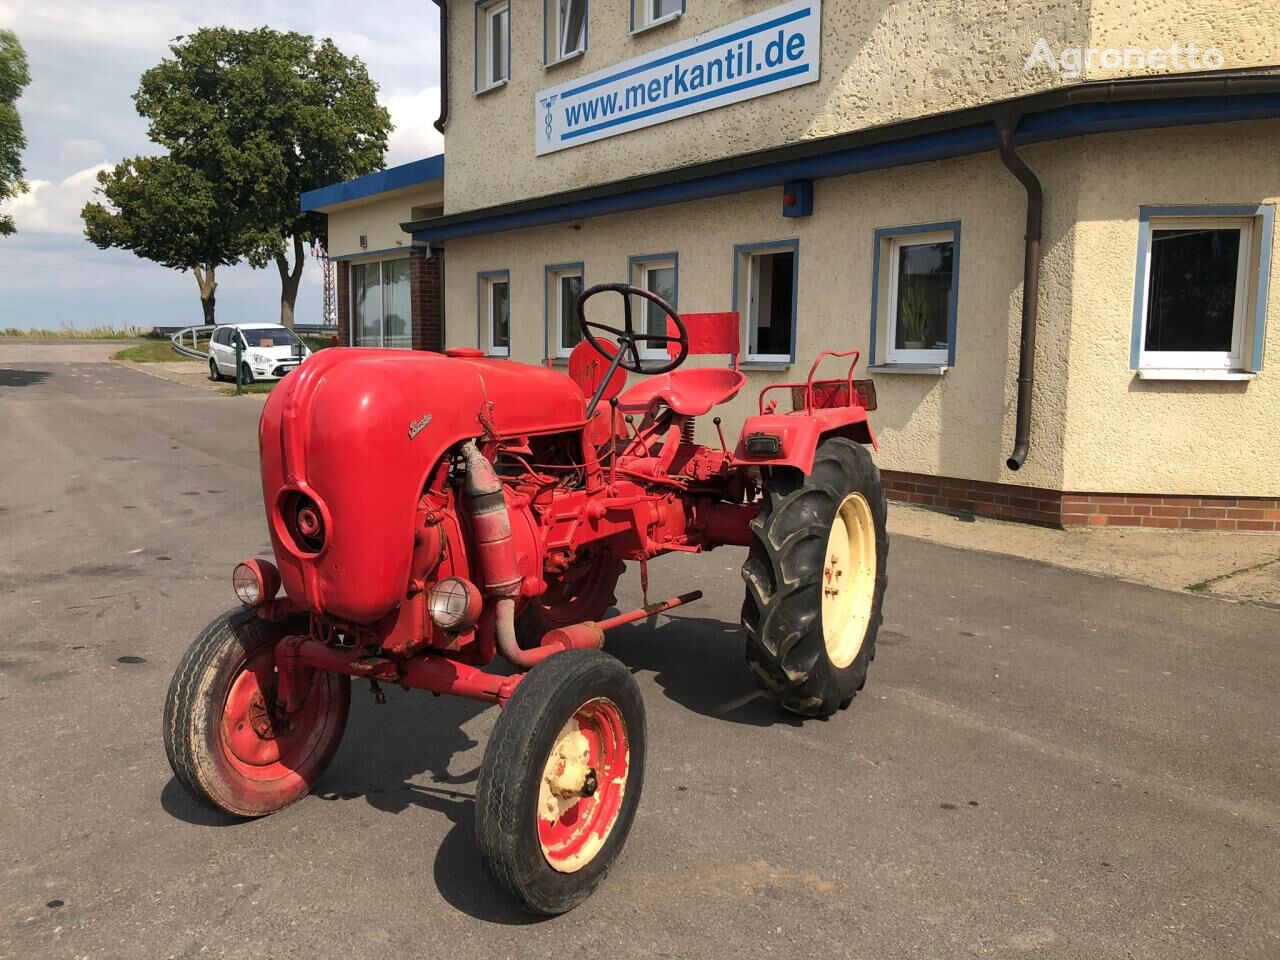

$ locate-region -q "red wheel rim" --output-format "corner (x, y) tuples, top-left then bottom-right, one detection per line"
(537, 697), (629, 873)
(219, 648), (339, 785)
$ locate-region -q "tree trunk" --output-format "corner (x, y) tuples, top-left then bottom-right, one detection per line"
(276, 235), (306, 328)
(193, 263), (217, 326)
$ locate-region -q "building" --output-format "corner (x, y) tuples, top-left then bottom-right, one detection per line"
(307, 0), (1280, 532)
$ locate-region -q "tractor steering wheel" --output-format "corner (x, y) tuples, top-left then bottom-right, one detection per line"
(577, 282), (689, 375)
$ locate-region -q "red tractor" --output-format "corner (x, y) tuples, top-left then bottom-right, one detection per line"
(164, 284), (887, 914)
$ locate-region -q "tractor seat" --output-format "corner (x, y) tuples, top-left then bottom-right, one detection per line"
(615, 366), (747, 417)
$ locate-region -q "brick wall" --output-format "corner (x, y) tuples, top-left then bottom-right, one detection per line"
(336, 261), (350, 346)
(882, 470), (1280, 532)
(410, 249), (444, 352)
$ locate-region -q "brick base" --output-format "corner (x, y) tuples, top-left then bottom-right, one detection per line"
(881, 470), (1280, 532)
(336, 262), (350, 346)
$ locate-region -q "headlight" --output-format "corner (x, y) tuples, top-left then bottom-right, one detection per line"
(232, 559), (281, 608)
(428, 577), (483, 631)
(252, 352), (270, 363)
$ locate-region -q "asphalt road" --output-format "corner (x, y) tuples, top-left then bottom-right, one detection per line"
(1, 355), (1278, 960)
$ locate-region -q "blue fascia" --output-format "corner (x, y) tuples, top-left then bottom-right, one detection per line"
(301, 154), (445, 212)
(410, 93), (1280, 243)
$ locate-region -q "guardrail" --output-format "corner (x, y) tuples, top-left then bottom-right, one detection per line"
(170, 325), (213, 361)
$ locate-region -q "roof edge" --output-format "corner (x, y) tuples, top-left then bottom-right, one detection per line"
(302, 154), (445, 213)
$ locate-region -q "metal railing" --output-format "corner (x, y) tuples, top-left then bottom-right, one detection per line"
(170, 325), (213, 360)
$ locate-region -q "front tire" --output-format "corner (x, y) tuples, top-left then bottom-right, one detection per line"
(476, 650), (645, 915)
(741, 438), (888, 718)
(163, 609), (351, 817)
(240, 363), (255, 385)
(208, 358), (222, 382)
(514, 551), (624, 649)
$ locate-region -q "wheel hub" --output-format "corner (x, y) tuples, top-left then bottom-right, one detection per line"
(537, 698), (629, 874)
(821, 491), (877, 669)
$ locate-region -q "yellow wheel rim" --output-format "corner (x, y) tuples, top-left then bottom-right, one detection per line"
(821, 491), (877, 669)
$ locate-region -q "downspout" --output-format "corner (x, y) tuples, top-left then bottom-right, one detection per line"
(431, 0), (449, 134)
(995, 113), (1043, 472)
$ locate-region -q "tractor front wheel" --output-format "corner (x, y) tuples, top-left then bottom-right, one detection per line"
(476, 649), (645, 914)
(741, 437), (888, 718)
(163, 609), (351, 817)
(515, 551), (624, 649)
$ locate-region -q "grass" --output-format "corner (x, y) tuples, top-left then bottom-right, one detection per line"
(112, 341), (201, 363)
(2, 325), (154, 339)
(217, 382), (278, 396)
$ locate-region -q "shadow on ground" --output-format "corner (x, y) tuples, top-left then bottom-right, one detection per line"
(0, 368), (50, 388)
(156, 613), (790, 923)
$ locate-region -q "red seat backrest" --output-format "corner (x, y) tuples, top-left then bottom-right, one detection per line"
(667, 312), (740, 362)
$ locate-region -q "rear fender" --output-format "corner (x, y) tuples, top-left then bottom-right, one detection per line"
(731, 408), (877, 475)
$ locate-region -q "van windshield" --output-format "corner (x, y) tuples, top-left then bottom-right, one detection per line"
(241, 327), (301, 347)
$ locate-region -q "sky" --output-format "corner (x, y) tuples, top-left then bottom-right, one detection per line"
(0, 0), (443, 331)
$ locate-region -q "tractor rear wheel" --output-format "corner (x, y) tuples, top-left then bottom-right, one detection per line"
(515, 551), (624, 649)
(476, 649), (645, 915)
(163, 608), (351, 817)
(741, 438), (887, 718)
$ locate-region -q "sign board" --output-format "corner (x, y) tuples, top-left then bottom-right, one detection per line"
(534, 0), (822, 156)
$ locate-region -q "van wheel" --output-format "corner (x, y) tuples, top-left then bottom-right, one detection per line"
(740, 438), (888, 718)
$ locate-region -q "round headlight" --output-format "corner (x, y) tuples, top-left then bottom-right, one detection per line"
(232, 559), (281, 608)
(428, 577), (483, 632)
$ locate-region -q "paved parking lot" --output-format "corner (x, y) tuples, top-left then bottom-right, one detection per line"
(1, 355), (1278, 959)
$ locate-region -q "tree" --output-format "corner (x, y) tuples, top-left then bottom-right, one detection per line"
(134, 29), (392, 326)
(83, 157), (244, 325)
(0, 30), (32, 237)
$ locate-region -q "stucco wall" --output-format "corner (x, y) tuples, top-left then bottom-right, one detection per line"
(324, 183), (444, 259)
(443, 144), (1088, 492)
(1061, 120), (1280, 496)
(443, 0), (1280, 214)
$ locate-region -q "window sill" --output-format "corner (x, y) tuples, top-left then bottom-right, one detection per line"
(548, 356), (571, 367)
(545, 49), (585, 70)
(740, 360), (792, 372)
(486, 352), (510, 359)
(630, 11), (681, 36)
(868, 364), (949, 376)
(1135, 368), (1256, 382)
(474, 79), (508, 97)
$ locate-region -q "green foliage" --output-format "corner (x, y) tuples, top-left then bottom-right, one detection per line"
(899, 281), (932, 343)
(134, 28), (392, 264)
(113, 341), (201, 363)
(83, 156), (244, 271)
(0, 30), (32, 237)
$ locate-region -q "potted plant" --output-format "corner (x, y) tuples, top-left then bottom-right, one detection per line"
(899, 281), (932, 349)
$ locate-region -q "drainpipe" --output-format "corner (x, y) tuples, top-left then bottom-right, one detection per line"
(995, 113), (1043, 472)
(431, 0), (449, 134)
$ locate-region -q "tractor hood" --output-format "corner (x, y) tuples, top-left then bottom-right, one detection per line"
(258, 348), (585, 623)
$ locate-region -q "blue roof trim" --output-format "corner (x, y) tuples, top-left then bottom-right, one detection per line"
(301, 155), (444, 211)
(410, 93), (1280, 243)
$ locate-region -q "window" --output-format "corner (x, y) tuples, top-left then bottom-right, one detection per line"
(547, 0), (587, 64)
(735, 241), (798, 364)
(351, 259), (411, 348)
(478, 271), (510, 356)
(632, 0), (682, 32)
(629, 254), (677, 358)
(870, 222), (960, 369)
(476, 0), (510, 92)
(547, 263), (585, 358)
(1133, 206), (1273, 376)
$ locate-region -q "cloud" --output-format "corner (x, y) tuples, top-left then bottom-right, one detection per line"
(1, 163), (112, 236)
(59, 138), (107, 165)
(384, 86), (445, 166)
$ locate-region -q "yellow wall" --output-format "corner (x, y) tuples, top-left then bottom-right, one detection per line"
(442, 0), (1280, 214)
(442, 119), (1279, 497)
(1061, 121), (1280, 495)
(444, 146), (1079, 493)
(323, 183), (444, 259)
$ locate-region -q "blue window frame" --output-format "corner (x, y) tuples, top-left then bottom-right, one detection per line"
(1131, 204), (1273, 376)
(869, 221), (961, 368)
(545, 261), (586, 358)
(545, 0), (588, 66)
(733, 239), (799, 365)
(477, 270), (510, 356)
(628, 252), (678, 359)
(475, 0), (511, 93)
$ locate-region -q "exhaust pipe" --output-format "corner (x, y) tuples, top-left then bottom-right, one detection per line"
(457, 440), (539, 668)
